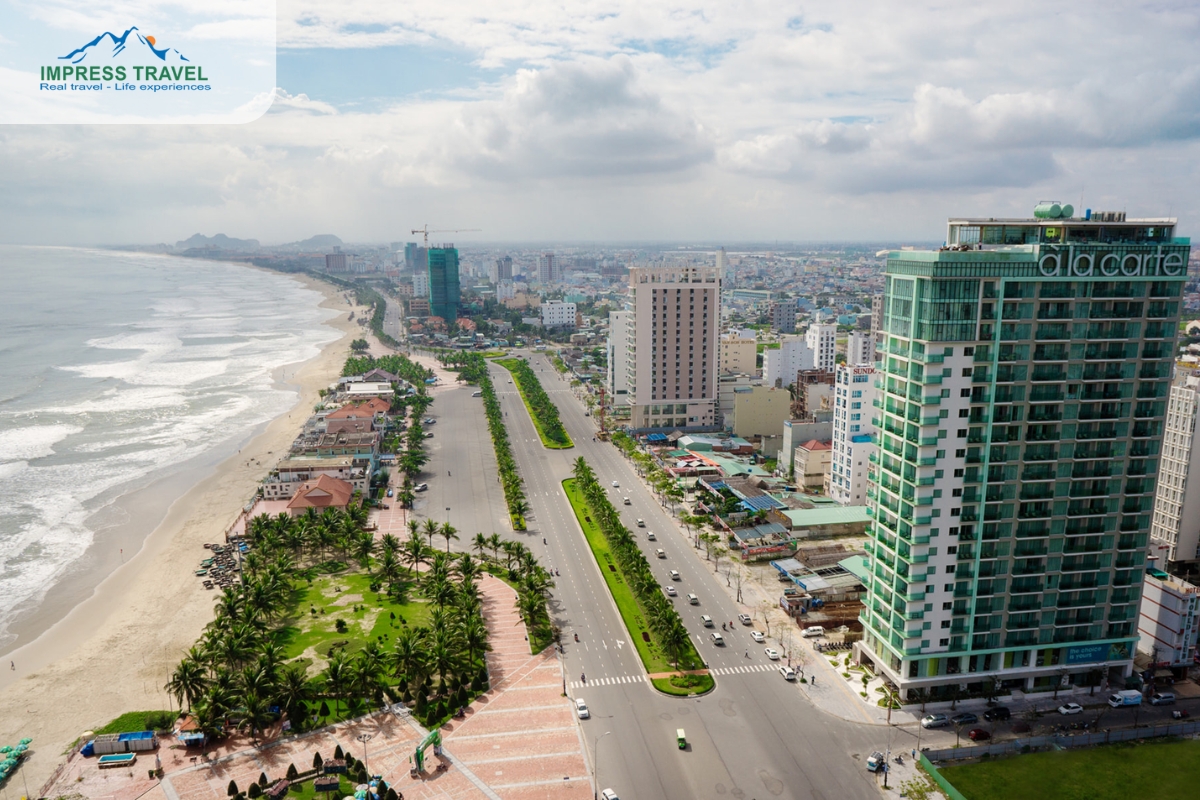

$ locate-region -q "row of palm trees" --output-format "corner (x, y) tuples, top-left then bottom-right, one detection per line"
(502, 358), (572, 447)
(436, 351), (530, 529)
(571, 457), (701, 672)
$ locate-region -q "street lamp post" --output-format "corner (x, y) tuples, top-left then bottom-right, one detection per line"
(356, 733), (373, 779)
(445, 506), (450, 525)
(593, 730), (611, 800)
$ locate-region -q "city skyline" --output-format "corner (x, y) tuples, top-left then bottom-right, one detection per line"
(2, 3), (1199, 246)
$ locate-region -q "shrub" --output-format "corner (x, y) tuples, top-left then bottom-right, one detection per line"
(312, 752), (323, 769)
(335, 619), (348, 633)
(228, 780), (239, 797)
(286, 764), (298, 780)
(860, 691), (868, 698)
(319, 701), (330, 717)
(333, 744), (344, 760)
(248, 785), (262, 799)
(258, 772), (269, 787)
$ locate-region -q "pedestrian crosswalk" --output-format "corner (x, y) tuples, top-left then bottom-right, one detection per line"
(568, 675), (648, 689)
(710, 664), (776, 676)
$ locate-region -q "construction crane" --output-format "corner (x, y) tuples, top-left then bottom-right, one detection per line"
(411, 224), (482, 248)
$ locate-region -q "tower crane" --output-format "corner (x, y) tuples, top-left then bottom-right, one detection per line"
(411, 224), (482, 248)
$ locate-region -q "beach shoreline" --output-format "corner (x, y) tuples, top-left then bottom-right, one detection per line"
(0, 270), (361, 791)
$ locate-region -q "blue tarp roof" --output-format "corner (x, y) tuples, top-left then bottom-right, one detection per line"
(646, 433), (669, 442)
(740, 495), (786, 511)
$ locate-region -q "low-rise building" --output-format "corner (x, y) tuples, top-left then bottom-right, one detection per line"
(541, 300), (578, 329)
(731, 385), (792, 440)
(342, 382), (395, 401)
(719, 331), (758, 375)
(793, 439), (832, 491)
(1137, 569), (1200, 668)
(263, 456), (368, 500)
(286, 473), (356, 517)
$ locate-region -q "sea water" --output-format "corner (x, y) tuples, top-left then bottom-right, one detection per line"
(0, 247), (340, 651)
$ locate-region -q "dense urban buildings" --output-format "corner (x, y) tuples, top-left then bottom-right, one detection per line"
(624, 265), (720, 431)
(427, 246), (461, 321)
(1149, 372), (1200, 563)
(858, 208), (1188, 700)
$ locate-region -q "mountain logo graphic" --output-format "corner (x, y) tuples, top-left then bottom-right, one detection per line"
(59, 26), (189, 64)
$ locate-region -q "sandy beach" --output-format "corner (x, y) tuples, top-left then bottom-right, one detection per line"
(0, 271), (363, 793)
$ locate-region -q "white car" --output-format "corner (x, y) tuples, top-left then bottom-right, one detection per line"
(611, 480), (620, 487)
(647, 532), (657, 541)
(738, 614), (752, 626)
(764, 648), (780, 660)
(636, 519), (645, 527)
(778, 666), (796, 681)
(1058, 702), (1084, 715)
(601, 790), (620, 800)
(710, 632), (725, 645)
(575, 698), (589, 719)
(750, 630), (765, 643)
(665, 585), (677, 597)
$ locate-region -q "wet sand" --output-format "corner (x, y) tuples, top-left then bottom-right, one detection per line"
(0, 272), (364, 792)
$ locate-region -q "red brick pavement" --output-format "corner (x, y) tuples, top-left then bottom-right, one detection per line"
(444, 576), (590, 800)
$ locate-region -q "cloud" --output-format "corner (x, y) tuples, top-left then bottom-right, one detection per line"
(267, 88), (338, 115)
(445, 56), (713, 180)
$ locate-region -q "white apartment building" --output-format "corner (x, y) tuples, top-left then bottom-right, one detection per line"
(716, 247), (727, 281)
(625, 265), (720, 430)
(719, 331), (758, 375)
(262, 456), (368, 500)
(540, 300), (577, 329)
(847, 331), (875, 366)
(761, 336), (815, 388)
(1137, 570), (1200, 667)
(496, 279), (516, 301)
(412, 272), (429, 297)
(828, 364), (877, 505)
(806, 322), (837, 371)
(607, 310), (632, 399)
(1150, 372), (1200, 563)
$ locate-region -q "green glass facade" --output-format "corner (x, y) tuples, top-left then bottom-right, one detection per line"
(859, 230), (1190, 700)
(428, 247), (460, 321)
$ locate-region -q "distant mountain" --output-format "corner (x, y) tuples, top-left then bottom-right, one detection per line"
(175, 233), (261, 251)
(276, 234), (344, 252)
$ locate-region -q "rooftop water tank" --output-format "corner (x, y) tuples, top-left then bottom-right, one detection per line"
(1034, 202), (1062, 219)
(1060, 204), (1074, 219)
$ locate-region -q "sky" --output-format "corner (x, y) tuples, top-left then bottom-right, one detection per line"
(2, 1), (1200, 245)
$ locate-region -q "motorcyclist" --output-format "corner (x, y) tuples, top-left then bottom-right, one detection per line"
(581, 673), (586, 683)
(574, 632), (579, 642)
(543, 538), (548, 544)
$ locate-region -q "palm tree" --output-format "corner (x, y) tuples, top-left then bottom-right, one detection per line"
(406, 519), (420, 542)
(240, 691), (274, 743)
(440, 522), (460, 553)
(401, 536), (427, 574)
(422, 518), (440, 548)
(509, 498), (530, 521)
(487, 532), (504, 562)
(165, 658), (209, 711)
(277, 666), (313, 727)
(323, 650), (349, 719)
(391, 627), (428, 687)
(472, 533), (488, 559)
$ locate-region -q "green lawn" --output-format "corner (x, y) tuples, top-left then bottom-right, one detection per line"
(93, 710), (175, 735)
(495, 359), (574, 449)
(938, 738), (1200, 800)
(275, 569), (432, 673)
(563, 479), (709, 696)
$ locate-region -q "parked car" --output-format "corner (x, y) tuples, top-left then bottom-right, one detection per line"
(1058, 703), (1084, 715)
(921, 713), (950, 729)
(600, 790), (619, 800)
(738, 614), (752, 625)
(779, 666), (796, 681)
(425, 432), (434, 438)
(968, 728), (991, 742)
(983, 706), (1011, 721)
(801, 625), (825, 638)
(950, 712), (978, 725)
(1151, 692), (1176, 706)
(866, 752), (885, 772)
(750, 631), (765, 643)
(665, 586), (677, 597)
(423, 417), (435, 424)
(575, 698), (589, 719)
(471, 390), (482, 397)
(386, 489), (394, 497)
(764, 648), (780, 660)
(414, 483), (428, 492)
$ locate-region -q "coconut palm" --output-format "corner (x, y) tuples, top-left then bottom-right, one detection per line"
(277, 666), (313, 726)
(472, 533), (488, 559)
(401, 536), (427, 574)
(421, 518), (440, 548)
(165, 658), (209, 711)
(439, 522), (460, 553)
(323, 650), (349, 718)
(487, 533), (503, 562)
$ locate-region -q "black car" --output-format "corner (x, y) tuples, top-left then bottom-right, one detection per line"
(983, 706), (1011, 721)
(950, 712), (978, 725)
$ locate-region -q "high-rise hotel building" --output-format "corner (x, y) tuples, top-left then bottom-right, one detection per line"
(625, 265), (720, 430)
(858, 209), (1188, 699)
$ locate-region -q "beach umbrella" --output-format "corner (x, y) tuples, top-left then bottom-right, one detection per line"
(15, 744), (27, 752)
(18, 738), (30, 745)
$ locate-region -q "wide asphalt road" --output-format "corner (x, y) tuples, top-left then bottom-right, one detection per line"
(439, 352), (886, 800)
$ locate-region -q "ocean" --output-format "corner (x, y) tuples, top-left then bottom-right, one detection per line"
(0, 247), (341, 653)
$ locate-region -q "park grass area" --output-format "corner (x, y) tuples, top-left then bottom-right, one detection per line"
(563, 479), (710, 696)
(495, 358), (574, 450)
(93, 710), (176, 735)
(274, 567), (432, 675)
(937, 738), (1200, 800)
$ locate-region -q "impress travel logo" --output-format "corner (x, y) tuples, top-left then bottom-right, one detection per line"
(0, 1), (276, 124)
(41, 27), (213, 93)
